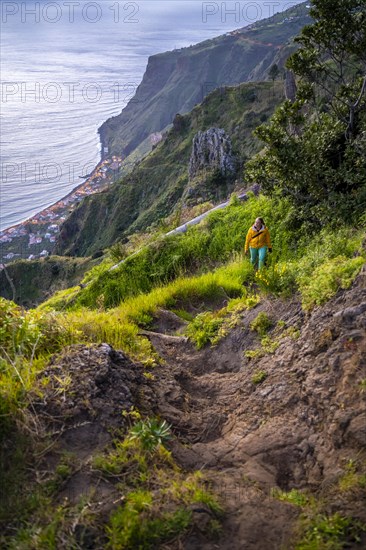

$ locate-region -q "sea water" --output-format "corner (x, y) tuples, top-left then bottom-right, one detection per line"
(0, 0), (302, 231)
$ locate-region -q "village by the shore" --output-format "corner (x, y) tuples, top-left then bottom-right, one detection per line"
(0, 155), (123, 264)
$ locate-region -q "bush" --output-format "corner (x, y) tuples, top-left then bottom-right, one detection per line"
(251, 370), (268, 384)
(299, 256), (364, 310)
(249, 312), (272, 336)
(186, 294), (259, 349)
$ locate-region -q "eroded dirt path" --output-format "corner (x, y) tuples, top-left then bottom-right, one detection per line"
(31, 268), (366, 549)
(145, 269), (366, 549)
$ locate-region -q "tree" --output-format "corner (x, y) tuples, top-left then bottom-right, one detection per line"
(287, 0), (366, 137)
(246, 0), (366, 226)
(268, 64), (280, 82)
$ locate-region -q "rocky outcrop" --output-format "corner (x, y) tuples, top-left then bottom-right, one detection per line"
(188, 128), (236, 180)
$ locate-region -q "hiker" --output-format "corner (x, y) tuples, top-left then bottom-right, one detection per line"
(245, 217), (272, 270)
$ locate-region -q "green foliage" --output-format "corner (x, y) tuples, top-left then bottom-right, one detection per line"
(107, 494), (191, 550)
(187, 311), (225, 349)
(128, 418), (171, 452)
(81, 257), (114, 284)
(52, 194), (288, 310)
(250, 312), (273, 336)
(246, 0), (366, 226)
(187, 295), (259, 349)
(272, 485), (366, 549)
(268, 63), (280, 82)
(0, 256), (93, 307)
(338, 459), (366, 492)
(245, 320), (300, 360)
(0, 298), (43, 359)
(108, 241), (128, 263)
(296, 513), (366, 550)
(254, 261), (296, 295)
(57, 262), (249, 364)
(245, 335), (280, 359)
(0, 300), (75, 436)
(251, 370), (268, 384)
(0, 298), (75, 361)
(94, 429), (222, 549)
(271, 488), (311, 507)
(299, 255), (364, 310)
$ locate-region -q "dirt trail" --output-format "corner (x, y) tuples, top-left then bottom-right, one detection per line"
(30, 267), (366, 549)
(144, 267), (366, 549)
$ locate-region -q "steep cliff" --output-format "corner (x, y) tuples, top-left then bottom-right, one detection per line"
(55, 81), (284, 257)
(98, 2), (311, 160)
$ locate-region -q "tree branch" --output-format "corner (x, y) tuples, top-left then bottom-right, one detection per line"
(1, 263), (16, 302)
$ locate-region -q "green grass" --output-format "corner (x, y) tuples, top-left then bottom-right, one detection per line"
(45, 194), (284, 310)
(271, 488), (311, 507)
(0, 298), (75, 439)
(53, 261), (251, 362)
(271, 487), (366, 549)
(107, 495), (191, 550)
(43, 194), (365, 314)
(249, 312), (273, 336)
(93, 422), (223, 549)
(186, 294), (259, 349)
(298, 255), (365, 310)
(296, 513), (366, 550)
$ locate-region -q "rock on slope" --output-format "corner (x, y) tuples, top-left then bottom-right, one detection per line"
(188, 128), (237, 179)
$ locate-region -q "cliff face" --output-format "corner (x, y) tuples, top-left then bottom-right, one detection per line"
(98, 3), (311, 160)
(188, 128), (236, 180)
(53, 3), (312, 259)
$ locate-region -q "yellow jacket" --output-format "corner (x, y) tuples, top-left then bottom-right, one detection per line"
(245, 225), (271, 252)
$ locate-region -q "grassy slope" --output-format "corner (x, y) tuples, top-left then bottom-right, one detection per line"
(56, 81), (285, 258)
(1, 193), (365, 547)
(47, 193), (366, 313)
(0, 256), (93, 308)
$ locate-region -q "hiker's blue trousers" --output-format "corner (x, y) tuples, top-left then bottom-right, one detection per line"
(249, 246), (268, 270)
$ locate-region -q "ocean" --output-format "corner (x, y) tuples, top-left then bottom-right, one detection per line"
(0, 0), (302, 231)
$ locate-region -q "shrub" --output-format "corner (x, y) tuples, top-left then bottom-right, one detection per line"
(186, 311), (226, 349)
(186, 294), (258, 349)
(271, 488), (310, 507)
(251, 370), (268, 384)
(255, 262), (296, 295)
(249, 312), (272, 336)
(299, 256), (365, 310)
(296, 513), (366, 550)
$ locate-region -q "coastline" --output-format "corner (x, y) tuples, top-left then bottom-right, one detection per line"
(0, 154), (123, 264)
